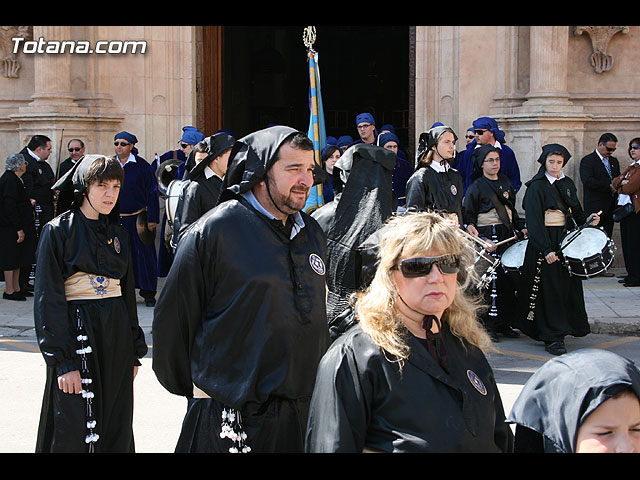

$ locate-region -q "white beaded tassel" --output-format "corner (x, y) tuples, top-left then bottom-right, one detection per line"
(220, 408), (251, 453)
(76, 307), (99, 452)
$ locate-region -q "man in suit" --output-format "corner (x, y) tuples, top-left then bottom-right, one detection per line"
(579, 132), (621, 277)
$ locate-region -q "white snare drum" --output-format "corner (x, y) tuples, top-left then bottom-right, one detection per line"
(501, 240), (528, 273)
(560, 226), (615, 278)
(165, 179), (188, 228)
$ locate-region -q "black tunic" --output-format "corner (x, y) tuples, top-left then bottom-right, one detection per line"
(0, 170), (36, 270)
(177, 172), (223, 237)
(463, 174), (525, 331)
(305, 323), (513, 453)
(34, 210), (148, 452)
(152, 195), (330, 452)
(405, 163), (464, 225)
(515, 172), (591, 343)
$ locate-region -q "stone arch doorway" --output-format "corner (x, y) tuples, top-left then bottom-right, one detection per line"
(199, 25), (413, 158)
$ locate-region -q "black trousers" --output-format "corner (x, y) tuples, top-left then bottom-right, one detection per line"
(620, 210), (640, 284)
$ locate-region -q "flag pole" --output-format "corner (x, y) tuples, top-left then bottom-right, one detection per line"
(304, 26), (323, 207)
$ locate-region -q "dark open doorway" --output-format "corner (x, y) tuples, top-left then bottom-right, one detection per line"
(217, 25), (412, 157)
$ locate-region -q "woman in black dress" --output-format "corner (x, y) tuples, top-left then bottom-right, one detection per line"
(0, 153), (36, 301)
(515, 144), (599, 355)
(34, 154), (148, 452)
(305, 212), (513, 453)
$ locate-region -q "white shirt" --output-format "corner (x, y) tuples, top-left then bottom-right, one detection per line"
(241, 190), (305, 240)
(545, 170), (565, 184)
(617, 160), (639, 206)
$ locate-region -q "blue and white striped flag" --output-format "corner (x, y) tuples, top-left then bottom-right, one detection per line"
(304, 47), (327, 213)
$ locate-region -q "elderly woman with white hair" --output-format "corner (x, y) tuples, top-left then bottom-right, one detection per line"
(0, 153), (36, 300)
(305, 212), (513, 453)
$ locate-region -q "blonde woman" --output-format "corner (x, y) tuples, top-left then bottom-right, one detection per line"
(305, 212), (513, 453)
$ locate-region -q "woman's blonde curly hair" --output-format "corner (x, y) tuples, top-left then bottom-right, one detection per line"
(354, 212), (492, 366)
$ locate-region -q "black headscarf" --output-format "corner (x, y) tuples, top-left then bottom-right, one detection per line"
(507, 348), (640, 453)
(188, 132), (236, 180)
(415, 125), (458, 165)
(218, 125), (304, 204)
(52, 154), (123, 222)
(470, 144), (500, 182)
(525, 143), (573, 187)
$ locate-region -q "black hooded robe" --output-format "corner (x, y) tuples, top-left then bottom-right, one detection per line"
(34, 210), (147, 452)
(507, 348), (640, 453)
(311, 143), (396, 327)
(305, 323), (513, 453)
(152, 126), (330, 453)
(515, 170), (591, 343)
(463, 173), (525, 332)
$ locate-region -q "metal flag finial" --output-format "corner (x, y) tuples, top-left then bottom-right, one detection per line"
(303, 26), (316, 49)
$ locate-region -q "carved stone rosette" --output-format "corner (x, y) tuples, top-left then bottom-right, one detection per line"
(574, 26), (629, 73)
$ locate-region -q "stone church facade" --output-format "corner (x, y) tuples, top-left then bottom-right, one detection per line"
(2, 25), (638, 205)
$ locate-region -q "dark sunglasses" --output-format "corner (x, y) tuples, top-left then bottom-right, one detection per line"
(465, 135), (474, 139)
(180, 143), (190, 149)
(114, 141), (130, 147)
(68, 147), (82, 152)
(395, 255), (460, 278)
(606, 146), (616, 152)
(474, 129), (486, 135)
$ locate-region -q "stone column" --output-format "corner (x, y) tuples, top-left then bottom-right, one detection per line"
(9, 26), (123, 171)
(521, 26), (579, 112)
(19, 26), (87, 114)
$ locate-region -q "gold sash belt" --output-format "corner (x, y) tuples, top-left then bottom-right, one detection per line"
(544, 209), (566, 227)
(477, 208), (512, 227)
(64, 271), (122, 300)
(193, 384), (211, 398)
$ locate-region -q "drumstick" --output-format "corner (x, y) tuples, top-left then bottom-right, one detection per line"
(493, 235), (518, 248)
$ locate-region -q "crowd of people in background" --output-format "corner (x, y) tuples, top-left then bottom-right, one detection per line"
(3, 111), (640, 454)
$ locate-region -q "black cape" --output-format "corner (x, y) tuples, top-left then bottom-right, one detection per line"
(507, 348), (640, 453)
(311, 143), (396, 325)
(305, 323), (513, 453)
(34, 209), (147, 452)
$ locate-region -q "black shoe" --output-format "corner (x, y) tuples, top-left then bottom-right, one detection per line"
(623, 282), (640, 287)
(17, 290), (33, 297)
(3, 291), (26, 301)
(619, 278), (628, 284)
(545, 341), (567, 355)
(497, 326), (520, 338)
(145, 298), (156, 307)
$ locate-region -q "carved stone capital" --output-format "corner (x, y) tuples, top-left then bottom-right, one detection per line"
(574, 26), (629, 73)
(0, 26), (31, 78)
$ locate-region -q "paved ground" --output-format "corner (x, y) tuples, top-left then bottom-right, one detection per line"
(1, 268), (639, 452)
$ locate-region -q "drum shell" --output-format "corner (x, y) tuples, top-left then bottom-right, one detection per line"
(560, 227), (615, 278)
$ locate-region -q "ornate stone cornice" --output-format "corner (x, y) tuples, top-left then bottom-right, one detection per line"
(0, 26), (31, 78)
(574, 26), (629, 73)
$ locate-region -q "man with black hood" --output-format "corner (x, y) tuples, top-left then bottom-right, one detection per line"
(152, 125), (329, 453)
(176, 131), (235, 238)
